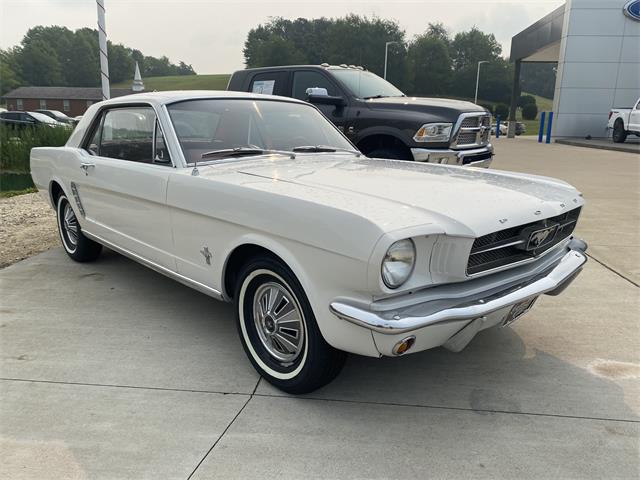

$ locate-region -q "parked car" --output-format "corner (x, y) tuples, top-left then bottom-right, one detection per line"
(491, 123), (508, 136)
(30, 91), (588, 393)
(608, 97), (640, 143)
(35, 109), (77, 125)
(497, 121), (527, 136)
(228, 64), (493, 167)
(0, 110), (67, 129)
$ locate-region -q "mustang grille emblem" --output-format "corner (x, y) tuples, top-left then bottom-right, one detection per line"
(525, 225), (558, 251)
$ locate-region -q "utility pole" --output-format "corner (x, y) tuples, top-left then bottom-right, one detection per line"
(384, 41), (398, 80)
(474, 60), (489, 104)
(96, 0), (110, 100)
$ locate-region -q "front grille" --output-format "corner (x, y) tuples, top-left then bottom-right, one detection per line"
(467, 207), (581, 275)
(453, 113), (491, 148)
(457, 131), (478, 145)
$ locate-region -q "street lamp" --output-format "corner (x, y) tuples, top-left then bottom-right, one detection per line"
(474, 60), (489, 104)
(384, 41), (399, 80)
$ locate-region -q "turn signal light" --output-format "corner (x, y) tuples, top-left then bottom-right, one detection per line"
(392, 336), (416, 356)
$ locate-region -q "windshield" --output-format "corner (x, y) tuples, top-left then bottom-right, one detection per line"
(330, 69), (404, 99)
(167, 99), (356, 164)
(28, 112), (58, 124)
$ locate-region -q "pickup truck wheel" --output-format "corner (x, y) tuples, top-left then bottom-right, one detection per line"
(56, 194), (102, 262)
(613, 120), (627, 143)
(367, 147), (412, 161)
(235, 257), (346, 394)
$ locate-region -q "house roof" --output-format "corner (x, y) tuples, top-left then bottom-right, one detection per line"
(2, 86), (134, 100)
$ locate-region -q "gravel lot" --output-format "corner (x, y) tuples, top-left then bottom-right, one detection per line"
(0, 192), (59, 268)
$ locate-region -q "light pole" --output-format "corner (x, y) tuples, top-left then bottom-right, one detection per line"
(474, 60), (489, 104)
(384, 41), (399, 80)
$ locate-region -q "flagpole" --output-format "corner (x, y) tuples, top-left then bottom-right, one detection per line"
(96, 0), (110, 100)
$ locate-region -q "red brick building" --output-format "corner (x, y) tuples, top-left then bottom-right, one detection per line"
(2, 87), (133, 117)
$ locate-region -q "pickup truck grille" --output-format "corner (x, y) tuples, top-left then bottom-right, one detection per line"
(452, 113), (491, 149)
(467, 207), (581, 275)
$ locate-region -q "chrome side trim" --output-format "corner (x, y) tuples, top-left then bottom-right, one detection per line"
(83, 231), (224, 301)
(330, 242), (587, 335)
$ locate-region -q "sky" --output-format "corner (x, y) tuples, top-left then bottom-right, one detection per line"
(0, 0), (565, 74)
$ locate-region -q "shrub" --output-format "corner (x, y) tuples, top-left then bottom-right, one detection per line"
(0, 124), (72, 173)
(494, 103), (510, 119)
(522, 103), (539, 120)
(518, 94), (536, 108)
(479, 103), (494, 115)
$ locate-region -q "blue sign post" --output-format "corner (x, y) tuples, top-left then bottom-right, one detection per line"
(546, 111), (554, 144)
(538, 111), (546, 143)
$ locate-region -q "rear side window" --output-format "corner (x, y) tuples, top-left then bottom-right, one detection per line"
(292, 71), (338, 100)
(249, 71), (288, 96)
(85, 106), (170, 165)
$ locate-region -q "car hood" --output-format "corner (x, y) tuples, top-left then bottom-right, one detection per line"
(201, 154), (583, 237)
(366, 96), (486, 119)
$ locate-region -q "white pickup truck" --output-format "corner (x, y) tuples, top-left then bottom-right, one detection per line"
(608, 97), (640, 143)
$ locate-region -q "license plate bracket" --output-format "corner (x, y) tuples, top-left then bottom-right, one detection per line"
(502, 296), (538, 327)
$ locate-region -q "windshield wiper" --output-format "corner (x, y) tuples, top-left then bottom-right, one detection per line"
(292, 145), (361, 156)
(201, 147), (294, 160)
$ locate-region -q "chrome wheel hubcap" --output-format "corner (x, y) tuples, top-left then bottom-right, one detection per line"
(62, 203), (79, 247)
(253, 282), (305, 363)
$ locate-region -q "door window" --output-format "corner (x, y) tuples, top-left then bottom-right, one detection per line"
(249, 71), (288, 96)
(86, 106), (170, 165)
(292, 71), (338, 100)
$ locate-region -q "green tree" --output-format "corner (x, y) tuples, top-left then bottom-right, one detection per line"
(251, 37), (307, 67)
(108, 43), (135, 84)
(0, 48), (22, 96)
(450, 27), (502, 72)
(243, 15), (408, 90)
(407, 35), (452, 95)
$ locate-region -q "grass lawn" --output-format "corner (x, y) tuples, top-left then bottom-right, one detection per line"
(113, 74), (231, 91)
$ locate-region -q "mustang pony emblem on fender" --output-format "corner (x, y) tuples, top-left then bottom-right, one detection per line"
(200, 246), (212, 265)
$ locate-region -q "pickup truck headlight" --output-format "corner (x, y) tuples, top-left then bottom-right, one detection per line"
(413, 123), (453, 143)
(381, 239), (416, 289)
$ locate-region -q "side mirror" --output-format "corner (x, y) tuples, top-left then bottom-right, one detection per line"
(307, 94), (346, 107)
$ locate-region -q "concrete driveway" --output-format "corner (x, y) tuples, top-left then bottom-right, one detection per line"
(1, 138), (638, 479)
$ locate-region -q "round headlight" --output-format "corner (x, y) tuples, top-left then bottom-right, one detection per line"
(381, 239), (416, 289)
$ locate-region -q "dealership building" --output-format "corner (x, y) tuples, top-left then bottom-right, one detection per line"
(509, 0), (639, 138)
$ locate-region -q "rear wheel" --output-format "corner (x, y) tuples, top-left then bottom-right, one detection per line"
(235, 256), (346, 394)
(612, 120), (627, 143)
(56, 194), (102, 262)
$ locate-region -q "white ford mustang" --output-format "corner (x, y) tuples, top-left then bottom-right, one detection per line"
(31, 91), (587, 393)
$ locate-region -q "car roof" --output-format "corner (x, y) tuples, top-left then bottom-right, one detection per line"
(96, 90), (309, 108)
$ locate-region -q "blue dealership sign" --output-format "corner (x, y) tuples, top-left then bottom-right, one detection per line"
(624, 0), (640, 21)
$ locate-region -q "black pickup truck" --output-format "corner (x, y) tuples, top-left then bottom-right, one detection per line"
(227, 64), (493, 167)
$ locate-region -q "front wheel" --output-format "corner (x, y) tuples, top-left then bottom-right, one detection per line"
(612, 120), (627, 143)
(56, 194), (102, 262)
(235, 256), (346, 394)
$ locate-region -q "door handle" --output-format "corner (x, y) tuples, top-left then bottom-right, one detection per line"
(80, 163), (95, 175)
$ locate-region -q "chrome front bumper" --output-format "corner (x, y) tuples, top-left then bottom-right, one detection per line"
(330, 239), (587, 335)
(410, 144), (493, 168)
